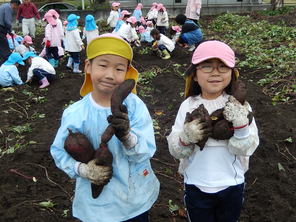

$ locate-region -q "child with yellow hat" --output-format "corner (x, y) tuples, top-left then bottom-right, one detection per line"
(50, 33), (160, 222)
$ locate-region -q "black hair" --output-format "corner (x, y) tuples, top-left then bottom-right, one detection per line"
(185, 64), (238, 98)
(11, 0), (21, 5)
(150, 28), (160, 36)
(169, 27), (177, 36)
(175, 14), (187, 25)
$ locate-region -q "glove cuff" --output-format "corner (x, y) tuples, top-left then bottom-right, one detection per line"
(121, 132), (138, 149)
(74, 161), (81, 175)
(179, 130), (192, 146)
(233, 125), (250, 139)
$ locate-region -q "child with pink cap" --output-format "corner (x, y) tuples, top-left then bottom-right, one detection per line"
(155, 3), (169, 35)
(113, 10), (131, 33)
(15, 35), (35, 56)
(167, 40), (259, 222)
(43, 12), (63, 68)
(169, 25), (181, 44)
(146, 2), (158, 24)
(132, 3), (143, 26)
(107, 2), (120, 30)
(117, 16), (139, 45)
(145, 21), (154, 33)
(138, 25), (153, 43)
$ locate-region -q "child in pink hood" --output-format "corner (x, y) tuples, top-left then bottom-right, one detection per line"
(43, 12), (63, 68)
(156, 3), (169, 35)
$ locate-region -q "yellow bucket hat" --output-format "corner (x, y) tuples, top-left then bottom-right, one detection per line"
(80, 33), (138, 97)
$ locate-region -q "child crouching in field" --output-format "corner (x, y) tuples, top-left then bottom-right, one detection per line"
(169, 26), (181, 44)
(15, 35), (36, 56)
(23, 51), (56, 88)
(150, 29), (175, 59)
(167, 40), (259, 221)
(175, 14), (203, 51)
(138, 26), (153, 44)
(64, 14), (84, 73)
(50, 33), (160, 222)
(117, 16), (140, 46)
(82, 14), (99, 45)
(0, 53), (25, 87)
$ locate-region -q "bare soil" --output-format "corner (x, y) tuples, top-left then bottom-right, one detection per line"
(0, 12), (296, 222)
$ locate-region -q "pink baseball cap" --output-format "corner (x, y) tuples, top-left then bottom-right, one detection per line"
(192, 40), (235, 68)
(43, 12), (57, 26)
(112, 2), (120, 7)
(172, 26), (181, 33)
(121, 10), (131, 18)
(146, 21), (153, 26)
(126, 16), (137, 24)
(138, 25), (145, 34)
(22, 35), (33, 44)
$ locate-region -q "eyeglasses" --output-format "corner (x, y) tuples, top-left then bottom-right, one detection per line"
(196, 64), (232, 73)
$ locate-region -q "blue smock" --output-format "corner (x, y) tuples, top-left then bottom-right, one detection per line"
(50, 93), (160, 222)
(132, 9), (142, 21)
(0, 64), (23, 86)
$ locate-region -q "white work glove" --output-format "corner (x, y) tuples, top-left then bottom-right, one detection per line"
(78, 160), (112, 185)
(223, 96), (250, 128)
(179, 116), (212, 145)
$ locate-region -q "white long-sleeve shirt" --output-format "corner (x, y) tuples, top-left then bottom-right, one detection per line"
(157, 34), (175, 52)
(117, 23), (139, 42)
(26, 56), (56, 81)
(156, 11), (169, 27)
(147, 9), (158, 20)
(64, 28), (83, 52)
(82, 28), (99, 45)
(167, 93), (259, 193)
(107, 10), (119, 28)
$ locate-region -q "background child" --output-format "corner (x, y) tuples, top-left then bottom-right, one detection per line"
(50, 33), (160, 222)
(6, 32), (23, 51)
(47, 9), (64, 49)
(64, 14), (84, 73)
(169, 25), (181, 44)
(43, 12), (62, 68)
(107, 2), (120, 31)
(23, 51), (56, 88)
(167, 40), (259, 222)
(82, 14), (99, 45)
(113, 10), (131, 34)
(150, 28), (174, 59)
(175, 14), (203, 51)
(132, 3), (143, 26)
(138, 25), (153, 43)
(15, 35), (35, 56)
(156, 3), (169, 35)
(0, 52), (24, 87)
(146, 2), (158, 25)
(117, 16), (139, 45)
(146, 20), (154, 32)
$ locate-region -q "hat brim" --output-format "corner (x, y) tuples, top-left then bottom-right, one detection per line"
(193, 56), (235, 68)
(80, 65), (138, 97)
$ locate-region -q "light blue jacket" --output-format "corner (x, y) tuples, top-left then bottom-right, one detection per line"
(133, 9), (142, 21)
(0, 64), (23, 87)
(114, 20), (124, 32)
(50, 93), (160, 222)
(140, 31), (153, 43)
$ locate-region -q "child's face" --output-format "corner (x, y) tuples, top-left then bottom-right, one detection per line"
(85, 54), (129, 96)
(193, 58), (232, 99)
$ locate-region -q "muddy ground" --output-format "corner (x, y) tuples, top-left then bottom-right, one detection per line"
(0, 11), (296, 222)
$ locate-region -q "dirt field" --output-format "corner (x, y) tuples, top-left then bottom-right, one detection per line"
(0, 11), (296, 222)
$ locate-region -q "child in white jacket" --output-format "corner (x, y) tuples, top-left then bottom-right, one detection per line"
(107, 2), (120, 30)
(82, 14), (99, 45)
(150, 28), (175, 59)
(23, 51), (56, 88)
(117, 16), (139, 45)
(64, 14), (84, 73)
(156, 3), (169, 35)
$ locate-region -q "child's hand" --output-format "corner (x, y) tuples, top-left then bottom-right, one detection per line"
(78, 160), (112, 185)
(223, 96), (249, 128)
(108, 105), (130, 142)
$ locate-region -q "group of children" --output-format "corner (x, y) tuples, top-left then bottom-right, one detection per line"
(107, 2), (203, 59)
(50, 33), (259, 222)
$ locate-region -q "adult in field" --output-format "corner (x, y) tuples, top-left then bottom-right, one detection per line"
(185, 0), (202, 24)
(16, 0), (40, 38)
(0, 0), (21, 66)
